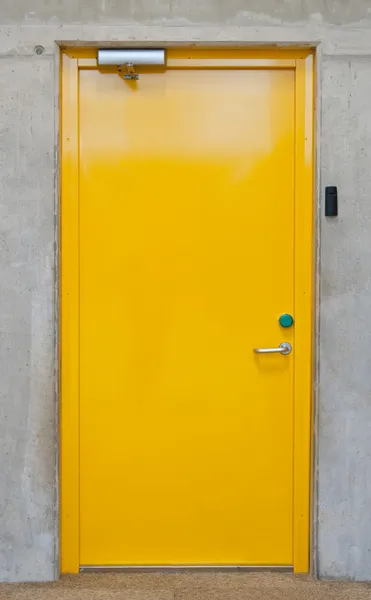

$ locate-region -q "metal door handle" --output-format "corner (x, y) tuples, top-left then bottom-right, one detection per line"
(253, 342), (292, 355)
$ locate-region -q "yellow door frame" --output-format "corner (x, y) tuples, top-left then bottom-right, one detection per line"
(60, 47), (314, 574)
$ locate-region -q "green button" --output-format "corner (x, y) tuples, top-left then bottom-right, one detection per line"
(279, 313), (294, 328)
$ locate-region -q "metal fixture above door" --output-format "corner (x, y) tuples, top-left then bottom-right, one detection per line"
(97, 49), (166, 79)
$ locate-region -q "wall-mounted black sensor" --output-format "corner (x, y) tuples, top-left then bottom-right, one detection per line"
(325, 186), (338, 216)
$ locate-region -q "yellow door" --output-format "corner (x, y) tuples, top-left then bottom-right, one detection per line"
(61, 50), (314, 571)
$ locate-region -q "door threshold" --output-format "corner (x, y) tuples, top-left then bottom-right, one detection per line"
(80, 565), (293, 573)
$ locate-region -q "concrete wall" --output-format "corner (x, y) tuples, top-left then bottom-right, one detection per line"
(319, 55), (371, 580)
(1, 0), (371, 583)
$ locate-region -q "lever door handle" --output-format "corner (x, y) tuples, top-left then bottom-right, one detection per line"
(253, 342), (292, 355)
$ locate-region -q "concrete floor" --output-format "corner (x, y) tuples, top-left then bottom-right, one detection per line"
(1, 573), (371, 599)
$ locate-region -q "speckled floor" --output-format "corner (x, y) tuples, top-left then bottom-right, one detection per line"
(1, 573), (371, 600)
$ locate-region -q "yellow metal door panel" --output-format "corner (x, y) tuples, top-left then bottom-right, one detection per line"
(78, 66), (295, 566)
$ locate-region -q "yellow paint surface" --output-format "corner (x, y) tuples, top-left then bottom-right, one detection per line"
(77, 66), (296, 566)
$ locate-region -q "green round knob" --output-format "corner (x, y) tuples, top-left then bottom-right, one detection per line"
(279, 313), (294, 328)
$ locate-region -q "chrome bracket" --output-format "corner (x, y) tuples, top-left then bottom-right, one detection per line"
(118, 63), (139, 80)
